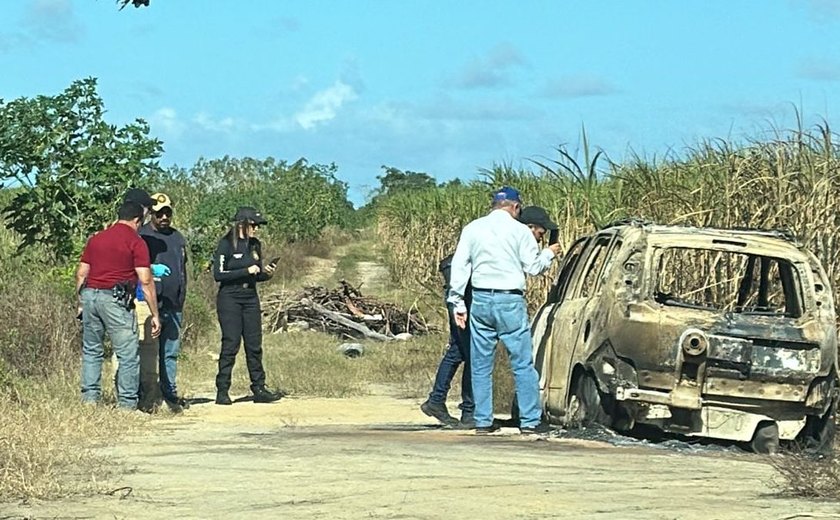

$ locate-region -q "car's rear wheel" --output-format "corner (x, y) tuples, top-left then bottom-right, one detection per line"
(751, 421), (780, 454)
(798, 397), (837, 455)
(567, 371), (612, 428)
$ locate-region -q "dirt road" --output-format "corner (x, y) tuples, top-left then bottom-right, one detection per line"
(3, 394), (838, 520)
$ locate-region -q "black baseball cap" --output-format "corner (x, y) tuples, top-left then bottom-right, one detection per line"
(233, 206), (268, 225)
(123, 188), (156, 209)
(518, 206), (558, 230)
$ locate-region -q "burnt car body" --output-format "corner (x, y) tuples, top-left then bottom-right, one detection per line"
(530, 220), (838, 452)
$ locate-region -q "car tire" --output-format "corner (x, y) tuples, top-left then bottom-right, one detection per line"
(799, 397), (837, 456)
(568, 371), (612, 428)
(751, 421), (780, 454)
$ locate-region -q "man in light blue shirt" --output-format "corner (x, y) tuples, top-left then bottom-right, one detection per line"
(448, 186), (561, 434)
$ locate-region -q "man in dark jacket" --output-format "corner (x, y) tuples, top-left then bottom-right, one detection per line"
(419, 254), (475, 427)
(137, 193), (189, 413)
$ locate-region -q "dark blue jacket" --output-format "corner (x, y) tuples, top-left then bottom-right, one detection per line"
(139, 224), (188, 311)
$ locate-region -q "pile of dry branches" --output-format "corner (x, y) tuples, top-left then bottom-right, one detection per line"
(770, 452), (840, 499)
(262, 281), (430, 341)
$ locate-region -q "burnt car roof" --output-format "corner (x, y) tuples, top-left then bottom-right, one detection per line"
(599, 220), (806, 257)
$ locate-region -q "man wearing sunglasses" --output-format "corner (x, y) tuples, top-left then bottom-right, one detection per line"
(136, 193), (189, 413)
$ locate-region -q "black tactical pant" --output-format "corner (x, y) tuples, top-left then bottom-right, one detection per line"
(215, 287), (266, 393)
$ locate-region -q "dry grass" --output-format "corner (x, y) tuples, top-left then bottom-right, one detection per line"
(770, 453), (840, 499)
(179, 325), (517, 412)
(0, 378), (146, 499)
(0, 226), (150, 500)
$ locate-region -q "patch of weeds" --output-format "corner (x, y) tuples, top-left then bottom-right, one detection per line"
(770, 451), (840, 499)
(0, 377), (145, 500)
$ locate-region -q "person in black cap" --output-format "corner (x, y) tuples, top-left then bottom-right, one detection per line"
(212, 206), (284, 405)
(448, 187), (561, 435)
(419, 205), (560, 428)
(518, 206), (559, 243)
(104, 187), (162, 409)
(123, 187), (156, 218)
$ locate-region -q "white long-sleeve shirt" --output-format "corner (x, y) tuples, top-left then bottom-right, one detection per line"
(447, 209), (556, 313)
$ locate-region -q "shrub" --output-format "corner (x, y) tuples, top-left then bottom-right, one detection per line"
(155, 156), (355, 270)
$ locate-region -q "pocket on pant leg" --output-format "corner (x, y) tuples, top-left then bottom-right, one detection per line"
(494, 301), (529, 334)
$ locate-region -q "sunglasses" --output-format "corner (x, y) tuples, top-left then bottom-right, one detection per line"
(154, 209), (173, 218)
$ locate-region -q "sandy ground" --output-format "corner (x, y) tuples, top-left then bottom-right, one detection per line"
(3, 394), (840, 520)
(355, 261), (390, 293)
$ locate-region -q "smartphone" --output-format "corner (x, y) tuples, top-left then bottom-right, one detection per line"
(267, 256), (282, 267)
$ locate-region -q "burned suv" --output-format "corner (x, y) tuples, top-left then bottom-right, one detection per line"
(531, 220), (838, 453)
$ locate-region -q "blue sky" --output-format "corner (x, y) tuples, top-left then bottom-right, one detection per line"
(2, 1), (840, 205)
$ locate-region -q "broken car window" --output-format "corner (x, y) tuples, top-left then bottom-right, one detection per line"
(547, 236), (588, 304)
(653, 248), (802, 317)
(579, 236), (613, 298)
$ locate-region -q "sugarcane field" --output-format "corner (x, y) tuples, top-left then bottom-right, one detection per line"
(3, 2), (840, 520)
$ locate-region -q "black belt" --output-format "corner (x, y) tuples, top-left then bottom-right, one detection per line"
(472, 287), (523, 295)
(220, 283), (256, 290)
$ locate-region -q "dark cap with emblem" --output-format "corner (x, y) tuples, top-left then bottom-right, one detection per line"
(123, 187), (156, 209)
(518, 206), (558, 230)
(233, 206), (268, 225)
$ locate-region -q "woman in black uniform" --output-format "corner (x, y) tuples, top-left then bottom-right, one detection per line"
(213, 206), (284, 405)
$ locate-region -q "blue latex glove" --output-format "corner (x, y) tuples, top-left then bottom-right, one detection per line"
(135, 283), (145, 301)
(151, 264), (171, 277)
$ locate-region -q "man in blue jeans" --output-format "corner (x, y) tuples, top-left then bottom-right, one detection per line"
(448, 188), (561, 434)
(421, 206), (557, 429)
(76, 201), (161, 410)
(138, 193), (189, 413)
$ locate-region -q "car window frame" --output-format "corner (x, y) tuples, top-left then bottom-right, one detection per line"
(547, 235), (590, 305)
(567, 231), (619, 300)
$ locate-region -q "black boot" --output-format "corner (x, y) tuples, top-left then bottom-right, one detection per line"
(252, 385), (284, 403)
(164, 394), (189, 413)
(215, 390), (232, 405)
(420, 399), (457, 425)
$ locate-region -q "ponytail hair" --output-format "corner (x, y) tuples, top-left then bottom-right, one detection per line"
(224, 220), (251, 250)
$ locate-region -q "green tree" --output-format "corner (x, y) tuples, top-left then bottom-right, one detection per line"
(375, 166), (437, 199)
(0, 78), (164, 259)
(156, 156), (354, 266)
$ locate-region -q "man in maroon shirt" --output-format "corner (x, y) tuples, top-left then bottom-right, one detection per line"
(76, 201), (161, 410)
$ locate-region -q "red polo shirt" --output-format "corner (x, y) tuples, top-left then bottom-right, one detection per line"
(80, 222), (151, 289)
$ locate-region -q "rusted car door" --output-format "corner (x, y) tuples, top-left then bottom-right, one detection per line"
(531, 236), (590, 405)
(543, 232), (621, 414)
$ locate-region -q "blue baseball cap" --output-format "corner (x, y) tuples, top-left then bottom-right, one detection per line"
(492, 186), (522, 203)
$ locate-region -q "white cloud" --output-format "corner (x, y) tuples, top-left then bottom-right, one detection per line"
(274, 16), (300, 32)
(794, 0), (840, 21)
(294, 81), (358, 130)
(0, 33), (31, 53)
(540, 75), (618, 98)
(289, 75), (310, 92)
(450, 43), (527, 89)
(148, 107), (185, 138)
(796, 57), (840, 81)
(419, 95), (538, 122)
(193, 112), (237, 133)
(24, 0), (84, 44)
